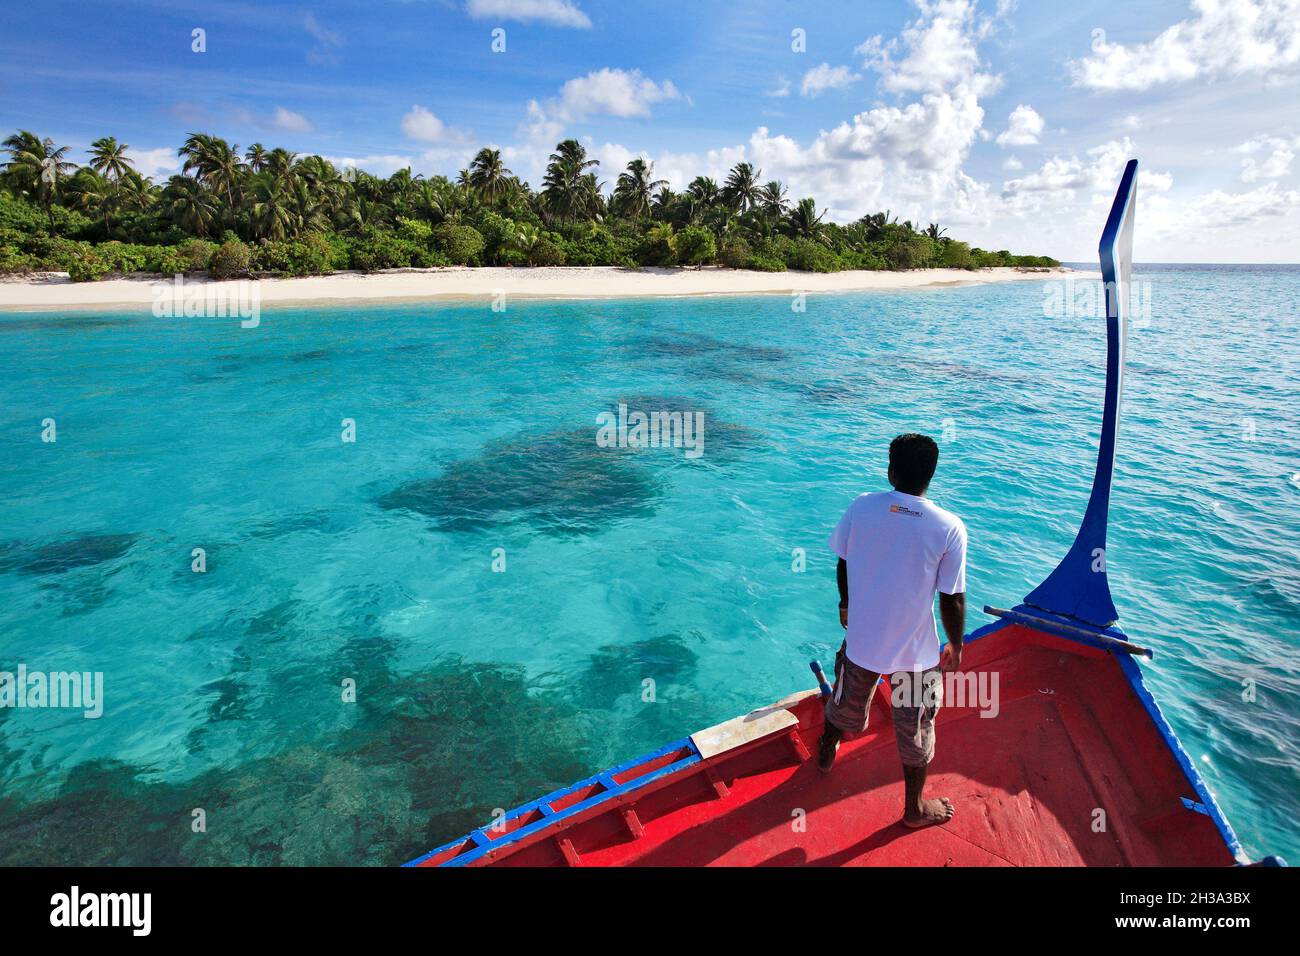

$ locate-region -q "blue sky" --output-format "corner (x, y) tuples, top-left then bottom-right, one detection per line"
(2, 0), (1298, 261)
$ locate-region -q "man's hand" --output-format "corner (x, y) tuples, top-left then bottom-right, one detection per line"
(839, 605), (848, 629)
(937, 592), (966, 672)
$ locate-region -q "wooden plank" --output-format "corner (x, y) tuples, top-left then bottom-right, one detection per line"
(690, 691), (815, 760)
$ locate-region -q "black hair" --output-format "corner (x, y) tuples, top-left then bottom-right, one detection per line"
(889, 433), (939, 492)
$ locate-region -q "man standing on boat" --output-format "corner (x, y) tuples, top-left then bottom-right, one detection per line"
(820, 433), (967, 829)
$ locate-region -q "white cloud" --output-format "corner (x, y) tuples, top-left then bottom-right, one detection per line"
(303, 12), (344, 65)
(1002, 138), (1167, 199)
(799, 63), (861, 97)
(1070, 0), (1300, 92)
(995, 104), (1043, 146)
(504, 68), (681, 180)
(1236, 134), (1298, 181)
(1173, 179), (1300, 226)
(858, 0), (1002, 97)
(272, 107), (313, 134)
(553, 68), (680, 119)
(399, 105), (472, 144)
(465, 0), (591, 29)
(322, 154), (416, 177)
(483, 0), (1293, 261)
(766, 75), (791, 98)
(125, 147), (179, 181)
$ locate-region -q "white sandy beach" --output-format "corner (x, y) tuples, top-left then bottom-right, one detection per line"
(0, 265), (1075, 311)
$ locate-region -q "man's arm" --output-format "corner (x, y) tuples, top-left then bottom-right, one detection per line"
(938, 591), (965, 670)
(837, 557), (848, 628)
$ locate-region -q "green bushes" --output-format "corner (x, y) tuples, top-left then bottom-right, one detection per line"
(395, 217), (433, 244)
(883, 235), (938, 270)
(673, 226), (716, 268)
(24, 236), (87, 271)
(939, 239), (974, 270)
(0, 192), (94, 239)
(93, 241), (152, 274)
(528, 237), (567, 266)
(0, 244), (34, 275)
(786, 238), (841, 273)
(349, 231), (447, 271)
(634, 224), (676, 267)
(67, 249), (111, 282)
(475, 212), (517, 265)
(745, 237), (788, 272)
(251, 235), (346, 275)
(433, 223), (484, 265)
(718, 238), (751, 270)
(149, 239), (218, 276)
(209, 239), (252, 280)
(555, 226), (635, 267)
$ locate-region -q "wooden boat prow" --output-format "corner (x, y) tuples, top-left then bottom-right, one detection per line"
(406, 161), (1281, 868)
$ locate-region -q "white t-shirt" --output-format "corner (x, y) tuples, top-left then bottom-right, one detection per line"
(828, 490), (967, 674)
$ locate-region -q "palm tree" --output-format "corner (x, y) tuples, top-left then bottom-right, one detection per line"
(178, 133), (244, 218)
(686, 176), (720, 207)
(385, 166), (422, 213)
(759, 180), (789, 219)
(612, 158), (667, 226)
(116, 170), (157, 213)
(651, 185), (675, 221)
(722, 162), (762, 212)
(264, 148), (297, 186)
(786, 197), (828, 242)
(924, 222), (948, 242)
(248, 172), (297, 241)
(290, 155), (345, 227)
(541, 139), (599, 225)
(68, 168), (119, 236)
(467, 147), (513, 205)
(343, 195), (387, 234)
(409, 179), (449, 223)
(162, 175), (220, 236)
(89, 137), (133, 181)
(508, 222), (543, 264)
(245, 143), (269, 173)
(1, 131), (77, 234)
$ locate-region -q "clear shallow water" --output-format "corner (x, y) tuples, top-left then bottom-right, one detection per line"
(0, 266), (1297, 864)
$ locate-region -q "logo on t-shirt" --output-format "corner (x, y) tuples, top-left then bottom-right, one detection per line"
(889, 503), (922, 517)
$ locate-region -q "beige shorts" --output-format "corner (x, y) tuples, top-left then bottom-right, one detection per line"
(824, 642), (942, 768)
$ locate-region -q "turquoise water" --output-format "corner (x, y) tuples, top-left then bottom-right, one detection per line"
(1, 266), (1296, 865)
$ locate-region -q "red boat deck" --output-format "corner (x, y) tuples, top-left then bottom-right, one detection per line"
(440, 625), (1236, 867)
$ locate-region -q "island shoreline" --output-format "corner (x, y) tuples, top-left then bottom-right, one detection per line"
(0, 265), (1083, 313)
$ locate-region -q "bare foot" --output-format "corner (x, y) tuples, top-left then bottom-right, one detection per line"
(902, 796), (954, 829)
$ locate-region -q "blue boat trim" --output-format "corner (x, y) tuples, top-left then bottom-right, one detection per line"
(403, 736), (702, 867)
(1115, 651), (1248, 863)
(1025, 158), (1138, 628)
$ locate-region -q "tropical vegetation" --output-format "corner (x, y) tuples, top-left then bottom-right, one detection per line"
(0, 130), (1057, 281)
